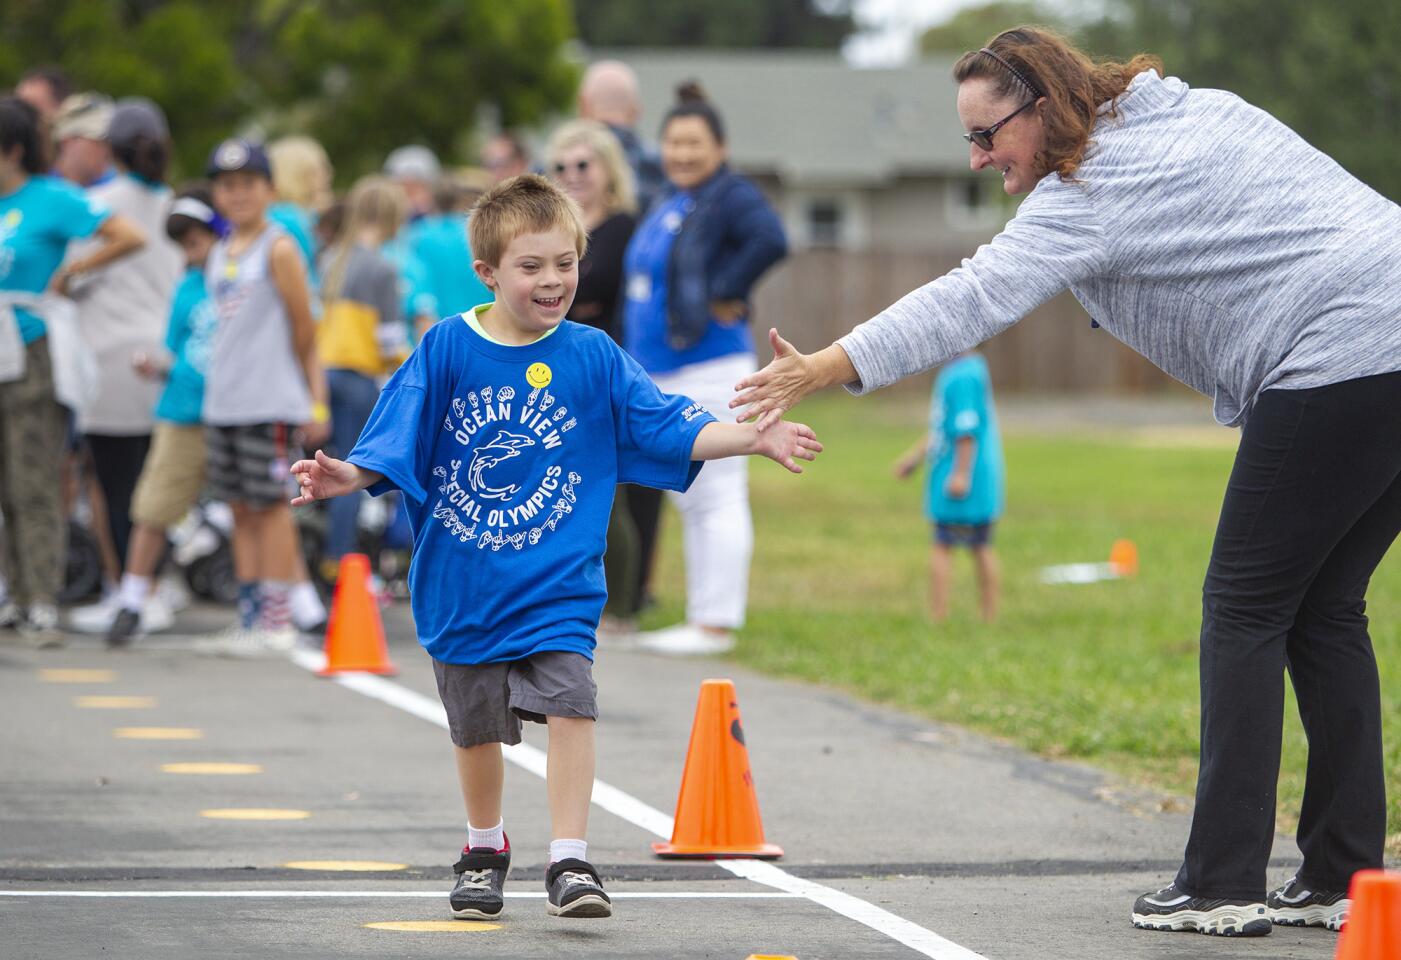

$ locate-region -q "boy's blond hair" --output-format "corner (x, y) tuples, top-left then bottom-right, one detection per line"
(469, 173), (588, 268)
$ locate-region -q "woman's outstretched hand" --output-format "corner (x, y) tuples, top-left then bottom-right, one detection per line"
(731, 328), (816, 432)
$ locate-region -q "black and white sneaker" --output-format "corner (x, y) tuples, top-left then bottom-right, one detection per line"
(105, 608), (141, 648)
(449, 841), (510, 920)
(545, 858), (612, 918)
(1268, 875), (1349, 931)
(1132, 883), (1270, 936)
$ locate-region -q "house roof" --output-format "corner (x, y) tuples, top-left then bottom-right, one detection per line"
(600, 49), (973, 185)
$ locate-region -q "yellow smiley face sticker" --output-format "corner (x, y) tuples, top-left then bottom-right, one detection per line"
(526, 363), (552, 389)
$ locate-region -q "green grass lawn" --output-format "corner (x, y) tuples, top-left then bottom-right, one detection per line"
(642, 391), (1401, 853)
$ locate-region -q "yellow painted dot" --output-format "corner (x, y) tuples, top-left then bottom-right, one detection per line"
(200, 808), (311, 821)
(41, 668), (116, 683)
(162, 762), (262, 775)
(75, 695), (156, 709)
(283, 860), (409, 872)
(114, 727), (204, 740)
(364, 921), (501, 932)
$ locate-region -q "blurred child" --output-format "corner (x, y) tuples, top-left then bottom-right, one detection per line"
(895, 351), (1004, 622)
(200, 138), (328, 654)
(290, 175), (821, 921)
(104, 184), (223, 646)
(315, 175), (407, 580)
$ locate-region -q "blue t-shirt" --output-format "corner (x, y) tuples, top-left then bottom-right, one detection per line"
(154, 267), (217, 424)
(926, 354), (1004, 526)
(622, 191), (753, 374)
(0, 175), (109, 342)
(348, 317), (715, 664)
(407, 214), (493, 320)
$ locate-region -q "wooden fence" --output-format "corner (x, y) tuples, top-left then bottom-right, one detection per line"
(748, 249), (1177, 394)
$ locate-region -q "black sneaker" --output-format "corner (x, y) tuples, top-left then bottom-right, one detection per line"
(1268, 875), (1349, 931)
(546, 858), (612, 918)
(105, 608), (141, 648)
(449, 841), (510, 920)
(1132, 882), (1270, 936)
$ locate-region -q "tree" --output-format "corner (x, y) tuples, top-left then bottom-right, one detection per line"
(1081, 1), (1401, 200)
(573, 0), (857, 49)
(0, 0), (580, 180)
(919, 2), (1066, 56)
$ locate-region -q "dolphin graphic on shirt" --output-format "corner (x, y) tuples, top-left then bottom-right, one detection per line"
(467, 430), (535, 501)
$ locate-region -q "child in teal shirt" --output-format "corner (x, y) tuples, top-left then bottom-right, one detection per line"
(895, 352), (1004, 622)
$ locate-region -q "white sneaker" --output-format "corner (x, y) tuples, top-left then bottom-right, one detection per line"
(195, 625), (293, 659)
(637, 623), (736, 656)
(139, 594), (175, 634)
(19, 603), (65, 649)
(155, 575), (191, 613)
(67, 593), (121, 634)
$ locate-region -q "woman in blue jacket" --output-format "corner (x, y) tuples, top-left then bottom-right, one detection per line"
(623, 82), (787, 655)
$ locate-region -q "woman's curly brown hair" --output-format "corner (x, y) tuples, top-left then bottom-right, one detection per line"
(954, 26), (1163, 181)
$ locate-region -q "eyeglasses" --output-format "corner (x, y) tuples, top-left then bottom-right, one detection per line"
(962, 98), (1038, 152)
(553, 159), (591, 176)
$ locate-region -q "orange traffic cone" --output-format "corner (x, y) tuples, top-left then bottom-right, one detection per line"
(1335, 870), (1401, 960)
(318, 553), (397, 677)
(1110, 538), (1139, 577)
(653, 679), (782, 859)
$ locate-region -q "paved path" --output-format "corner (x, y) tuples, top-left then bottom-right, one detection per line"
(0, 606), (1341, 959)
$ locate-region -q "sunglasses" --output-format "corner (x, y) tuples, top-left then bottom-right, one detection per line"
(553, 159), (591, 175)
(962, 98), (1038, 152)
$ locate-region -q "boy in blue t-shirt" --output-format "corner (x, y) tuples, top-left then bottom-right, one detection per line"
(104, 185), (224, 647)
(895, 352), (1004, 622)
(290, 175), (821, 921)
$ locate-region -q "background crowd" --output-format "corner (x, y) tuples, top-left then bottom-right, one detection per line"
(0, 59), (788, 656)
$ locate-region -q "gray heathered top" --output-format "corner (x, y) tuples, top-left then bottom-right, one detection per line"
(837, 70), (1401, 425)
(203, 224), (312, 426)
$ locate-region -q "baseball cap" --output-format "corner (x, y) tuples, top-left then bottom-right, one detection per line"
(384, 144), (441, 183)
(107, 97), (169, 149)
(206, 137), (272, 179)
(53, 92), (113, 142)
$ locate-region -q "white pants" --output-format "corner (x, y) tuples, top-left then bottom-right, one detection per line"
(650, 353), (756, 629)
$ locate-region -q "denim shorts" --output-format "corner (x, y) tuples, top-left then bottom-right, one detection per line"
(934, 522), (995, 548)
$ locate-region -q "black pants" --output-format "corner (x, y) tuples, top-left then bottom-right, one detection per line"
(1176, 371), (1401, 900)
(85, 432), (152, 574)
(626, 483), (665, 614)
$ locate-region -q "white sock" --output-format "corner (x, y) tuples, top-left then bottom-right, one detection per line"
(117, 573), (152, 612)
(549, 838), (587, 864)
(467, 820), (505, 851)
(289, 580), (325, 628)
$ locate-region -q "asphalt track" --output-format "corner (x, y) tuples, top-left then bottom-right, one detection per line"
(1, 603), (1347, 959)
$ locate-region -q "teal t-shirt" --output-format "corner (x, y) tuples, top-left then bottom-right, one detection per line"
(268, 202), (316, 268)
(407, 214), (493, 320)
(382, 235), (439, 341)
(926, 353), (1004, 525)
(154, 267), (217, 424)
(0, 175), (109, 342)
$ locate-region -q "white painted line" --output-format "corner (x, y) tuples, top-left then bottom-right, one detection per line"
(288, 649), (987, 960)
(0, 890), (799, 900)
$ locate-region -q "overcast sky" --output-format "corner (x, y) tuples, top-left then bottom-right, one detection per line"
(845, 0), (1089, 67)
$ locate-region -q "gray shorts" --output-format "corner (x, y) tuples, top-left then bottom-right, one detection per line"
(432, 651), (598, 749)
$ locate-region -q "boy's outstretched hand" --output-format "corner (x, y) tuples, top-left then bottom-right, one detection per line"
(290, 450), (362, 506)
(752, 420), (824, 474)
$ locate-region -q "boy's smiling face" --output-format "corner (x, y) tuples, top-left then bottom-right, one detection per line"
(474, 228), (580, 343)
